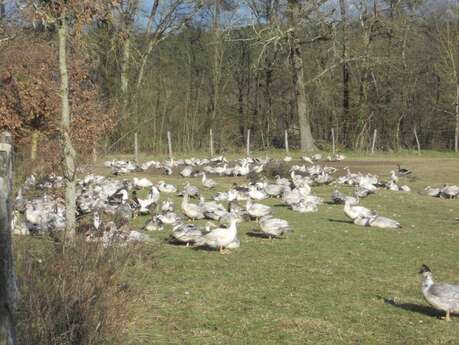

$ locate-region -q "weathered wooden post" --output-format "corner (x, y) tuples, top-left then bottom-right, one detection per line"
(371, 129), (377, 155)
(167, 131), (173, 160)
(247, 130), (251, 156)
(414, 126), (421, 155)
(284, 130), (289, 155)
(331, 128), (336, 156)
(0, 131), (18, 345)
(134, 132), (139, 164)
(210, 129), (214, 157)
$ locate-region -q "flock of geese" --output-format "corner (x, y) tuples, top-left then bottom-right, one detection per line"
(12, 154), (459, 320)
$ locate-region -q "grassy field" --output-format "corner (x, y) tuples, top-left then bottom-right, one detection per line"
(28, 152), (459, 344)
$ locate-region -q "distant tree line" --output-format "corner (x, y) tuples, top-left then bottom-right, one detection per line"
(1, 0), (458, 154)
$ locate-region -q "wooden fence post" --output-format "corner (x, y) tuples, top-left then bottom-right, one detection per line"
(371, 129), (377, 155)
(134, 132), (139, 164)
(167, 131), (173, 160)
(414, 126), (421, 155)
(331, 128), (336, 156)
(0, 131), (18, 345)
(210, 129), (214, 157)
(284, 130), (289, 155)
(246, 129), (251, 157)
(92, 146), (97, 164)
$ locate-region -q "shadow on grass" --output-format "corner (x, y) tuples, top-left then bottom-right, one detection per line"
(328, 218), (353, 224)
(382, 297), (441, 318)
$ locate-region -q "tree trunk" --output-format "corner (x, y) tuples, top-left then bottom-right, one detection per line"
(287, 0), (315, 152)
(339, 0), (350, 129)
(0, 132), (18, 345)
(58, 18), (76, 239)
(0, 0), (5, 21)
(455, 83), (459, 152)
(120, 35), (130, 118)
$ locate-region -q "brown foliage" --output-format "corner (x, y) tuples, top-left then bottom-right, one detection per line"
(0, 31), (115, 157)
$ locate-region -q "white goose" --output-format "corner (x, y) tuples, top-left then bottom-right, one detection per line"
(194, 214), (238, 253)
(259, 216), (291, 239)
(201, 173), (217, 189)
(343, 199), (375, 220)
(181, 193), (205, 220)
(158, 181), (177, 193)
(132, 177), (153, 189)
(246, 199), (272, 219)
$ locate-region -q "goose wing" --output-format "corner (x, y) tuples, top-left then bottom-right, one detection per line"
(429, 283), (459, 301)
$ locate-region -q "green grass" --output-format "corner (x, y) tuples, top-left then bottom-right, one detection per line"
(33, 152), (459, 344)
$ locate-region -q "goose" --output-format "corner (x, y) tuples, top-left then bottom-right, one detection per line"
(301, 156), (314, 164)
(215, 164), (228, 176)
(264, 183), (285, 198)
(181, 193), (205, 220)
(108, 188), (129, 205)
(424, 186), (441, 197)
(245, 199), (272, 219)
(258, 215), (291, 239)
(157, 212), (181, 226)
(290, 200), (318, 213)
(419, 264), (459, 321)
(131, 190), (157, 215)
(248, 185), (268, 200)
(199, 196), (228, 221)
(201, 173), (217, 189)
(343, 199), (375, 220)
(311, 153), (322, 161)
(389, 170), (399, 183)
(179, 182), (200, 198)
(158, 181), (176, 193)
(143, 216), (164, 231)
(169, 223), (203, 246)
(353, 215), (401, 229)
(331, 189), (350, 204)
(180, 166), (193, 177)
(161, 199), (174, 213)
(440, 185), (459, 199)
(398, 164), (412, 176)
(367, 215), (401, 229)
(194, 214), (238, 253)
(132, 177), (153, 189)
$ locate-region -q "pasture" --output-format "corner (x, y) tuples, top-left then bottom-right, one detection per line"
(90, 152), (459, 345)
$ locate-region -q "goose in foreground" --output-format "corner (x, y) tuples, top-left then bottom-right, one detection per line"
(343, 199), (375, 220)
(181, 193), (205, 220)
(419, 264), (459, 321)
(258, 215), (291, 239)
(201, 173), (217, 189)
(194, 214), (238, 253)
(353, 215), (401, 229)
(169, 223), (203, 246)
(246, 199), (272, 219)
